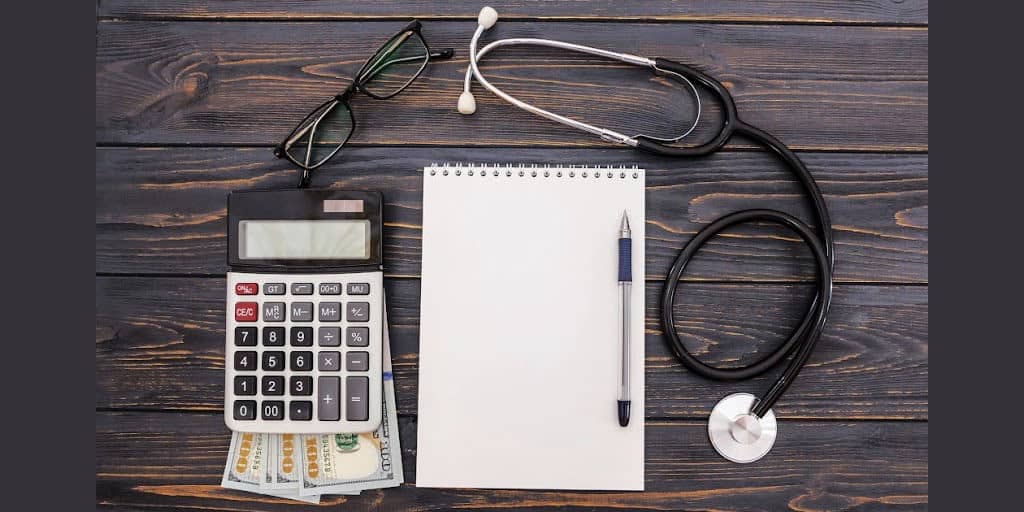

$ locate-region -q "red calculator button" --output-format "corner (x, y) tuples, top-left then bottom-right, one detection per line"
(235, 302), (258, 322)
(235, 283), (258, 295)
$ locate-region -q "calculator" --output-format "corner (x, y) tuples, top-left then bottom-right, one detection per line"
(224, 189), (384, 434)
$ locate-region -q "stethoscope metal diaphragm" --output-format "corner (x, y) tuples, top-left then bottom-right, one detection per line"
(707, 393), (777, 464)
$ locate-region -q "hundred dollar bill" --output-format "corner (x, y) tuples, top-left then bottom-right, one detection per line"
(299, 308), (403, 495)
(222, 431), (321, 504)
(262, 433), (302, 490)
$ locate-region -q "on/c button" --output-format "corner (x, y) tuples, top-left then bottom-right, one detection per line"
(235, 283), (258, 295)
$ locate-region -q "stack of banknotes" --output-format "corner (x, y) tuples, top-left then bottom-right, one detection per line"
(221, 311), (403, 503)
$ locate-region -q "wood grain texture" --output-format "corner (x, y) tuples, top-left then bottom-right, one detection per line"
(98, 0), (929, 24)
(96, 21), (927, 151)
(96, 147), (928, 282)
(96, 277), (928, 419)
(96, 411), (928, 511)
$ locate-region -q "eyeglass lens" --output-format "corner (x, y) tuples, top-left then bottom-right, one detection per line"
(358, 30), (430, 97)
(283, 100), (354, 169)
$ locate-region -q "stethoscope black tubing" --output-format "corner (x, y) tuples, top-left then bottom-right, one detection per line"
(644, 58), (835, 419)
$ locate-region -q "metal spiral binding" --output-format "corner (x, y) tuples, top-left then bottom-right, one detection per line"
(426, 163), (642, 178)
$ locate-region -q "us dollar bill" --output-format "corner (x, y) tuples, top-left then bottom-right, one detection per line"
(261, 433), (301, 490)
(298, 308), (403, 496)
(222, 431), (321, 504)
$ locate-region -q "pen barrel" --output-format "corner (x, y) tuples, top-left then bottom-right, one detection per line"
(618, 237), (632, 282)
(620, 282), (631, 400)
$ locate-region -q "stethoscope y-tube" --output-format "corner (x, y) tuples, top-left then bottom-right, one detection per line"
(461, 7), (834, 463)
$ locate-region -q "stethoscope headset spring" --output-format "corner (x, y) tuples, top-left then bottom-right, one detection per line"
(462, 7), (835, 463)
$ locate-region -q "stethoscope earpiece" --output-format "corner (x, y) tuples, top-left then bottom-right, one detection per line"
(478, 6), (498, 29)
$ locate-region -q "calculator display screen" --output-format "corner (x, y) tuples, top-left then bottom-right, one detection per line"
(238, 220), (371, 260)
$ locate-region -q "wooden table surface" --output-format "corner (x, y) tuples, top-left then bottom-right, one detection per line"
(95, 1), (928, 510)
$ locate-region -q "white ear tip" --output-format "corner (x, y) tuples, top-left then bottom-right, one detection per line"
(458, 91), (477, 115)
(478, 7), (498, 29)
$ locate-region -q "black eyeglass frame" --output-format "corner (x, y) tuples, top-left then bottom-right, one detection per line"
(273, 20), (454, 187)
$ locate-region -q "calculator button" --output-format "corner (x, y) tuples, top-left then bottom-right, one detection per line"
(319, 302), (341, 322)
(291, 351), (314, 371)
(346, 327), (369, 347)
(234, 375), (257, 395)
(347, 283), (370, 295)
(262, 400), (285, 420)
(291, 376), (313, 396)
(292, 283), (314, 295)
(234, 351), (257, 371)
(318, 351), (341, 371)
(233, 400), (257, 420)
(319, 283), (342, 295)
(318, 377), (340, 421)
(264, 283), (286, 295)
(290, 302), (313, 322)
(234, 327), (257, 346)
(290, 401), (313, 421)
(234, 302), (258, 322)
(262, 327), (285, 346)
(262, 375), (285, 396)
(291, 327), (313, 346)
(346, 351), (369, 371)
(262, 351), (285, 371)
(346, 376), (369, 421)
(318, 327), (341, 346)
(263, 302), (285, 322)
(235, 283), (258, 295)
(347, 302), (370, 322)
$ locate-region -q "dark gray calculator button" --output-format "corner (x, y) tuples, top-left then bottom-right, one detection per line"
(233, 400), (257, 420)
(319, 302), (341, 322)
(261, 400), (285, 420)
(262, 351), (285, 371)
(291, 351), (313, 371)
(291, 326), (313, 346)
(346, 376), (369, 421)
(347, 283), (370, 295)
(262, 375), (285, 396)
(318, 376), (340, 421)
(346, 327), (369, 347)
(292, 283), (314, 295)
(234, 327), (257, 346)
(262, 326), (285, 346)
(318, 327), (341, 346)
(290, 376), (313, 396)
(319, 283), (342, 295)
(346, 351), (369, 371)
(263, 302), (285, 322)
(318, 351), (341, 371)
(290, 302), (313, 322)
(234, 375), (256, 395)
(347, 302), (370, 322)
(264, 283), (286, 295)
(234, 351), (257, 371)
(290, 401), (313, 421)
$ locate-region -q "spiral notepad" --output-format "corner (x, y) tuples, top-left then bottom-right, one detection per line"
(416, 164), (645, 491)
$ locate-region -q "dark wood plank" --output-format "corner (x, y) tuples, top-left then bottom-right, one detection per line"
(95, 21), (927, 151)
(96, 411), (928, 511)
(96, 147), (928, 282)
(98, 0), (929, 24)
(96, 277), (928, 419)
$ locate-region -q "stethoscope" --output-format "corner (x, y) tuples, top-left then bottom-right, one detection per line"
(460, 7), (834, 464)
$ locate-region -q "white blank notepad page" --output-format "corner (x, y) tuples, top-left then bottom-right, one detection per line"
(416, 165), (645, 491)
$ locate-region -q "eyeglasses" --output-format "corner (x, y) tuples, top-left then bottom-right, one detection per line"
(274, 21), (454, 188)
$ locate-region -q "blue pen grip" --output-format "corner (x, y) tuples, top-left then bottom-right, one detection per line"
(618, 237), (632, 282)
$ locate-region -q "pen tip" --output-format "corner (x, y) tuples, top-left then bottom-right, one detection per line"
(620, 210), (630, 231)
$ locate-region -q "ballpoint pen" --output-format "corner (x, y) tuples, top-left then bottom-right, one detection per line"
(618, 211), (632, 427)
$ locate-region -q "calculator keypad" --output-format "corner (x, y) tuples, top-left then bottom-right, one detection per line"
(225, 271), (383, 434)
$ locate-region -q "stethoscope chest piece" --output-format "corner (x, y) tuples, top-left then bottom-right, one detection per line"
(708, 393), (777, 464)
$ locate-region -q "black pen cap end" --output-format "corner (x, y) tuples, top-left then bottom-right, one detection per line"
(618, 400), (631, 427)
